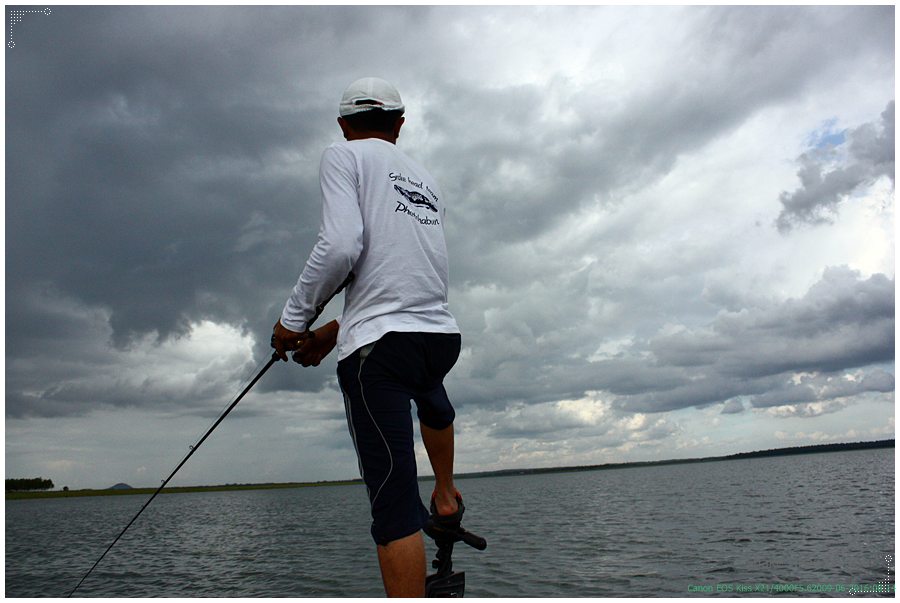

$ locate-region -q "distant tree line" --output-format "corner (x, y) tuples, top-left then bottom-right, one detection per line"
(723, 439), (894, 460)
(457, 439), (895, 480)
(6, 477), (54, 491)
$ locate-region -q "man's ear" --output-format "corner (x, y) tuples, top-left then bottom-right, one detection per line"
(338, 116), (353, 140)
(394, 116), (405, 140)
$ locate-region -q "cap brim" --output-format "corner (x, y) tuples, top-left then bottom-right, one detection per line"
(339, 103), (405, 117)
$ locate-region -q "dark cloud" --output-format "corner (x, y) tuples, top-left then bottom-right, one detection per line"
(607, 267), (893, 412)
(5, 6), (381, 407)
(749, 370), (894, 410)
(7, 7), (330, 342)
(776, 101), (895, 232)
(721, 400), (745, 415)
(448, 266), (893, 416)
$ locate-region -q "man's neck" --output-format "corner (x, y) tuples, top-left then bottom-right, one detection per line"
(344, 131), (397, 144)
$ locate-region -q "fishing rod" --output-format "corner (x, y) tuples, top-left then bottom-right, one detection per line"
(68, 273), (354, 597)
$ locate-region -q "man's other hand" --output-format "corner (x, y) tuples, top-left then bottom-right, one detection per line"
(292, 320), (339, 367)
(271, 320), (309, 362)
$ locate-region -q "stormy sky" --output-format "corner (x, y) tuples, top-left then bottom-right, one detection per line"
(5, 5), (895, 489)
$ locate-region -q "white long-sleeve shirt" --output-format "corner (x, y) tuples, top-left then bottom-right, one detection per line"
(281, 138), (459, 360)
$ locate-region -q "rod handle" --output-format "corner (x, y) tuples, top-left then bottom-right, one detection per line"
(459, 528), (487, 551)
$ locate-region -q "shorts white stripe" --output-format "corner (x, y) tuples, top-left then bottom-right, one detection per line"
(353, 343), (393, 509)
(342, 388), (367, 498)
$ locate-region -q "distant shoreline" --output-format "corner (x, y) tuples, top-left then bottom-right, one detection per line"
(456, 438), (895, 480)
(7, 439), (893, 500)
(5, 479), (365, 500)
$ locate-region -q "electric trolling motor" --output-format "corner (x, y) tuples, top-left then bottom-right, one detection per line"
(424, 522), (487, 597)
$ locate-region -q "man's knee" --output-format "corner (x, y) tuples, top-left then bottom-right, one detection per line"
(416, 391), (455, 430)
(370, 475), (429, 546)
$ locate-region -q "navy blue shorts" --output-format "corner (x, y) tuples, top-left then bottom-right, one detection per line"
(337, 331), (461, 546)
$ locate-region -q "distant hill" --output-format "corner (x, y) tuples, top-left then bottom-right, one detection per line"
(107, 483), (133, 490)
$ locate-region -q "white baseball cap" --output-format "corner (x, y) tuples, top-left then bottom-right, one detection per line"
(339, 77), (405, 117)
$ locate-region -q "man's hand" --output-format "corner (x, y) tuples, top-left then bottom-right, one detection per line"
(271, 320), (310, 362)
(292, 320), (339, 367)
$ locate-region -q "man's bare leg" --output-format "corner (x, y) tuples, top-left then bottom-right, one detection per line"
(420, 422), (459, 515)
(376, 531), (426, 597)
(377, 423), (457, 597)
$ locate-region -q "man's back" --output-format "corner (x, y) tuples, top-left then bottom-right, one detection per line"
(321, 138), (459, 360)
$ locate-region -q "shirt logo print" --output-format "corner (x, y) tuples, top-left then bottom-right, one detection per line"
(394, 185), (438, 213)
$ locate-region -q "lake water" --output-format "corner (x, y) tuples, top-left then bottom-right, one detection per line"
(6, 448), (895, 597)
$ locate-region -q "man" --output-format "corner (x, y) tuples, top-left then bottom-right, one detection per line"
(271, 77), (465, 597)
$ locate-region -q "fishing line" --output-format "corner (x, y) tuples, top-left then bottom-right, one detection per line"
(160, 352), (272, 488)
(67, 351), (278, 598)
(68, 273), (354, 597)
(191, 352), (273, 444)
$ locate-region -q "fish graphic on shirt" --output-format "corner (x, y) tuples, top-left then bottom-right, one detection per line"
(394, 185), (438, 213)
